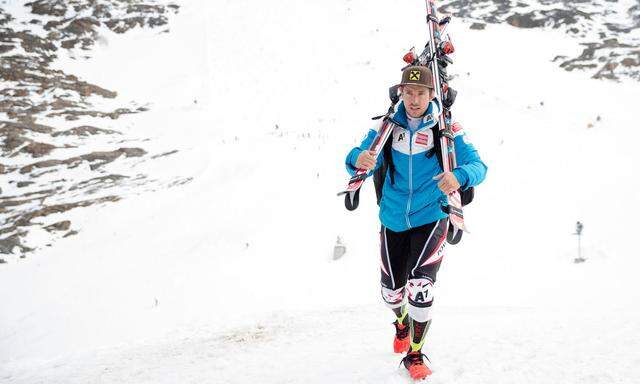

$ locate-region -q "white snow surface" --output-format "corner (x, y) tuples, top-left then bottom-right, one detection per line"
(1, 0), (640, 383)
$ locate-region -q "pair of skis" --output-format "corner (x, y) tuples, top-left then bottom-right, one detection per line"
(337, 89), (402, 211)
(337, 0), (466, 238)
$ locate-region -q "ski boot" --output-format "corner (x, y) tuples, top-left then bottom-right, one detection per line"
(393, 317), (410, 353)
(401, 350), (432, 380)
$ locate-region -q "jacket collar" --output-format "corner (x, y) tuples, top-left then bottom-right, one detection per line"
(395, 98), (440, 130)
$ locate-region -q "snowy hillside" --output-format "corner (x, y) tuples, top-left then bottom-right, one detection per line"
(440, 0), (640, 81)
(0, 0), (186, 256)
(1, 0), (639, 383)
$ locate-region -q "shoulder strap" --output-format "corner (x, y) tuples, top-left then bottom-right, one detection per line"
(428, 124), (444, 171)
(383, 137), (395, 184)
(374, 138), (395, 205)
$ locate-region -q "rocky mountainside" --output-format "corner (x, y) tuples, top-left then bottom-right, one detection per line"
(0, 0), (187, 260)
(440, 0), (640, 81)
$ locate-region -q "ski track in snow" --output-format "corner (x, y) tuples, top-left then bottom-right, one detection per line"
(1, 0), (640, 383)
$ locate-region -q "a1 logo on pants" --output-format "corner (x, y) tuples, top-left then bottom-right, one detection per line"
(407, 278), (434, 305)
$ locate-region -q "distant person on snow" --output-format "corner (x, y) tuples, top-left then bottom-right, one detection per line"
(344, 66), (487, 379)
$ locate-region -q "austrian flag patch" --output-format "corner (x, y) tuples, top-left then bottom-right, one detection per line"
(416, 131), (430, 147)
(451, 122), (464, 137)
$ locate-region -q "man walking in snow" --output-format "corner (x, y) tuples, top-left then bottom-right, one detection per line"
(344, 66), (487, 379)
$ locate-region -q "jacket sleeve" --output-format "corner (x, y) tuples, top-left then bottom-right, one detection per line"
(450, 125), (487, 189)
(345, 126), (385, 176)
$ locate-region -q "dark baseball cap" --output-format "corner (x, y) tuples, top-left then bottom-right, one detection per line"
(398, 66), (434, 89)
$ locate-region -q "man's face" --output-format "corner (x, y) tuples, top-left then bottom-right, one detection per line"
(401, 85), (433, 118)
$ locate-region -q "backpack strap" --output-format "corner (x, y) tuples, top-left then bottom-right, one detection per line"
(425, 124), (443, 172)
(374, 137), (395, 205)
(383, 138), (395, 185)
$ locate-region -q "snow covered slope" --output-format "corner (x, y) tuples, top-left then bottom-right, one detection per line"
(439, 0), (640, 81)
(0, 0), (186, 256)
(1, 0), (639, 383)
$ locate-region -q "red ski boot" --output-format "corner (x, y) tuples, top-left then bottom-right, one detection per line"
(393, 319), (410, 353)
(401, 351), (432, 380)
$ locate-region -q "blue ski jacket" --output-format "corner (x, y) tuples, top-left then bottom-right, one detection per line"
(345, 99), (487, 232)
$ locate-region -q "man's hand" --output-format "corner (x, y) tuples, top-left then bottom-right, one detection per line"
(355, 150), (377, 171)
(433, 171), (460, 195)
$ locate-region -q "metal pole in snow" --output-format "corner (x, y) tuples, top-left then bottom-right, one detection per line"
(574, 221), (584, 263)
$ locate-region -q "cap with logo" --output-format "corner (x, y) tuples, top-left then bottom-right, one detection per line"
(398, 66), (434, 89)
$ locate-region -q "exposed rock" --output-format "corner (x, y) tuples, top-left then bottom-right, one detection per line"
(69, 174), (129, 191)
(9, 196), (120, 228)
(52, 125), (121, 137)
(0, 10), (12, 26)
(151, 150), (178, 159)
(168, 177), (193, 188)
(505, 12), (546, 28)
(593, 61), (619, 80)
(0, 234), (33, 255)
(560, 38), (634, 78)
(19, 159), (66, 174)
(60, 39), (77, 49)
(2, 133), (28, 153)
(45, 220), (71, 232)
(63, 17), (100, 36)
(83, 147), (147, 170)
(127, 4), (165, 14)
(470, 22), (486, 30)
(0, 121), (54, 135)
(46, 107), (144, 121)
(49, 98), (76, 110)
(76, 81), (117, 98)
(15, 31), (57, 53)
(0, 121), (60, 157)
(26, 0), (68, 17)
(23, 142), (56, 157)
(19, 147), (147, 174)
(621, 57), (639, 67)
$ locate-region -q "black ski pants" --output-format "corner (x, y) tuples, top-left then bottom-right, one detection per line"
(380, 219), (448, 323)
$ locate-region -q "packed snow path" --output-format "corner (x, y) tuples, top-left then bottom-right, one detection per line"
(4, 303), (639, 384)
